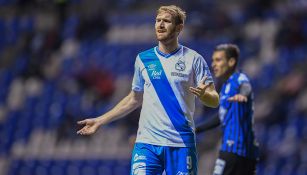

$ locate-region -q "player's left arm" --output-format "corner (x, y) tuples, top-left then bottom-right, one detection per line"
(190, 54), (219, 108)
(228, 83), (252, 102)
(189, 76), (219, 108)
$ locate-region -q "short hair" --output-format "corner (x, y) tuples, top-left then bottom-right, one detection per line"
(157, 5), (186, 25)
(214, 44), (240, 68)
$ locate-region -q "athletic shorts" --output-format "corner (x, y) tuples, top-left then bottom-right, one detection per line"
(213, 151), (257, 175)
(130, 143), (198, 175)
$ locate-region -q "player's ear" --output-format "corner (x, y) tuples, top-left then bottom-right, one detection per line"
(176, 24), (184, 34)
(228, 57), (236, 67)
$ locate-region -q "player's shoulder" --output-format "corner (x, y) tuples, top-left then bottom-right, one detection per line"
(236, 72), (250, 84)
(182, 45), (205, 65)
(182, 45), (200, 56)
(138, 47), (156, 59)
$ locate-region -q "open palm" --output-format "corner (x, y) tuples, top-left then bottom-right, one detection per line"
(189, 76), (212, 98)
(77, 118), (100, 135)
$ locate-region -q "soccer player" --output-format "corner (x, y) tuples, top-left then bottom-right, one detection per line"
(196, 44), (259, 175)
(77, 5), (219, 175)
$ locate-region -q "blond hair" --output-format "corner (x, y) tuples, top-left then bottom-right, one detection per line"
(157, 5), (186, 25)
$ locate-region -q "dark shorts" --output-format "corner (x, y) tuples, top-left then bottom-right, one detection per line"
(213, 151), (257, 175)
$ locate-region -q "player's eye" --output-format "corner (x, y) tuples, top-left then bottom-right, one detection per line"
(164, 19), (171, 23)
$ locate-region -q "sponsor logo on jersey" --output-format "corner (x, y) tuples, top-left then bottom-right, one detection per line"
(151, 70), (162, 79)
(148, 64), (156, 70)
(171, 72), (188, 78)
(134, 154), (147, 161)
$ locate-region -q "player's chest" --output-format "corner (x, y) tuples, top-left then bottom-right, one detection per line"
(141, 58), (193, 84)
(220, 81), (240, 107)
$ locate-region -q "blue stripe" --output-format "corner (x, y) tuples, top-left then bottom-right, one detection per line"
(233, 74), (239, 154)
(247, 102), (253, 158)
(234, 103), (239, 154)
(222, 85), (231, 152)
(242, 104), (247, 156)
(138, 48), (194, 147)
(240, 103), (246, 156)
(247, 105), (250, 157)
(239, 102), (244, 155)
(227, 109), (233, 152)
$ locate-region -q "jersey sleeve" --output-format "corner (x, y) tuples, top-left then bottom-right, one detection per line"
(237, 73), (250, 85)
(193, 53), (214, 86)
(132, 55), (145, 92)
(237, 73), (252, 96)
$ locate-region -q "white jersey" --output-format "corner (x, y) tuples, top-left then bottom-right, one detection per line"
(132, 45), (213, 147)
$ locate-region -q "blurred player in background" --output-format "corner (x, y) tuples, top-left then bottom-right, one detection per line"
(196, 44), (259, 175)
(77, 5), (219, 175)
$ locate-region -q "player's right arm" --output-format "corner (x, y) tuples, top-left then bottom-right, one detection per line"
(228, 83), (251, 102)
(77, 90), (143, 135)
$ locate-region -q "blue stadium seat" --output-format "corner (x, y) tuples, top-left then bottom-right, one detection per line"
(277, 47), (292, 75)
(66, 164), (81, 175)
(33, 165), (48, 175)
(81, 165), (97, 175)
(61, 15), (79, 40)
(49, 165), (65, 175)
(7, 159), (22, 175)
(98, 165), (113, 175)
(296, 164), (307, 175)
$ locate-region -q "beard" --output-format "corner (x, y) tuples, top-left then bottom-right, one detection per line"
(156, 27), (177, 42)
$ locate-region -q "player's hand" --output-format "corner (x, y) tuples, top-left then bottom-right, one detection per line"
(189, 76), (212, 98)
(228, 94), (248, 102)
(77, 118), (100, 135)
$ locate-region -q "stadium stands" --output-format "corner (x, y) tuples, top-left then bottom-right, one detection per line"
(0, 0), (306, 174)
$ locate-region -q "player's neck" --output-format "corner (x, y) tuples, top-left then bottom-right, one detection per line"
(223, 69), (236, 82)
(158, 39), (179, 54)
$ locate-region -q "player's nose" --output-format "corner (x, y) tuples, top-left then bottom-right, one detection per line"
(159, 21), (165, 27)
(211, 62), (215, 68)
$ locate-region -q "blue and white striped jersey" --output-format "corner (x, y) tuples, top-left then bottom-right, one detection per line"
(132, 45), (213, 147)
(219, 72), (259, 159)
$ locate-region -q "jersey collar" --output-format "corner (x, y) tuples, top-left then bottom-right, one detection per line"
(227, 71), (240, 83)
(155, 45), (182, 58)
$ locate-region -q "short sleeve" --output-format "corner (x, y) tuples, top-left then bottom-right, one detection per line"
(237, 73), (250, 85)
(193, 53), (214, 86)
(132, 55), (145, 91)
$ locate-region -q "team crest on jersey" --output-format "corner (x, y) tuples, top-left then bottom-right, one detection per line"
(227, 140), (234, 146)
(175, 60), (186, 71)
